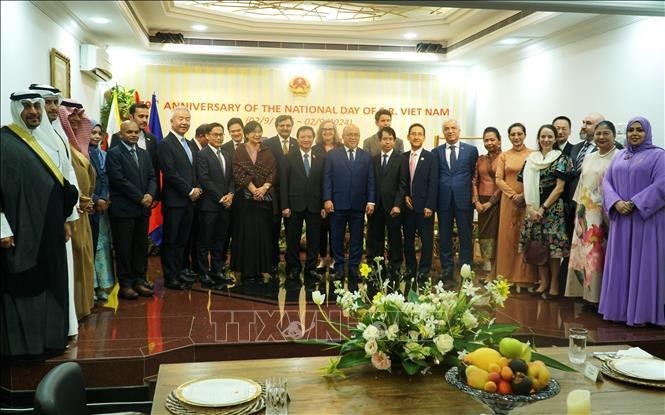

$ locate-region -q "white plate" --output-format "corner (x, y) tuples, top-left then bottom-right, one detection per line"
(609, 358), (665, 381)
(174, 377), (262, 407)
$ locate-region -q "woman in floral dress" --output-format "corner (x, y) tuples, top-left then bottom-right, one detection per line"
(564, 121), (618, 304)
(519, 124), (573, 298)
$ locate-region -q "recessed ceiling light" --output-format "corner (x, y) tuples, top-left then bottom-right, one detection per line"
(192, 24), (207, 31)
(404, 32), (417, 40)
(497, 37), (530, 46)
(90, 17), (110, 24)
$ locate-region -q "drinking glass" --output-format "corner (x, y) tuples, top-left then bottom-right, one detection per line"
(568, 328), (588, 365)
(265, 376), (288, 415)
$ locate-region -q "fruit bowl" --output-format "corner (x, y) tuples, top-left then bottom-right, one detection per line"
(445, 367), (560, 415)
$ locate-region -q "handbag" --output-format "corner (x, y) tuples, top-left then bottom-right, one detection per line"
(243, 188), (272, 202)
(523, 239), (550, 266)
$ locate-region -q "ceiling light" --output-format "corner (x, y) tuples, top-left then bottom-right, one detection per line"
(497, 37), (530, 46)
(404, 32), (417, 40)
(192, 24), (207, 31)
(90, 17), (110, 24)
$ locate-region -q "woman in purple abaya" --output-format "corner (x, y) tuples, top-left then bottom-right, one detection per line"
(599, 116), (665, 326)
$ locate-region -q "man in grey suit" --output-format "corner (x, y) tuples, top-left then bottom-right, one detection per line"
(362, 108), (404, 157)
(432, 119), (478, 287)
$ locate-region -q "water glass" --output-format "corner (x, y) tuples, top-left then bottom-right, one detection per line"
(265, 377), (288, 415)
(568, 328), (588, 365)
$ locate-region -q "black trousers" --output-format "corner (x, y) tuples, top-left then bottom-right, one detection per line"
(110, 216), (149, 287)
(366, 207), (403, 268)
(197, 209), (231, 274)
(183, 203), (201, 273)
(403, 210), (434, 275)
(161, 205), (194, 282)
(285, 210), (321, 274)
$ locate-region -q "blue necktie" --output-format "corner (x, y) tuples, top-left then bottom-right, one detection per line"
(181, 138), (193, 164)
(129, 147), (139, 167)
(449, 145), (457, 170)
(303, 153), (310, 177)
(348, 149), (354, 163)
(382, 154), (388, 170)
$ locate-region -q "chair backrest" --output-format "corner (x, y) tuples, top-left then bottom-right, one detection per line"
(34, 361), (88, 415)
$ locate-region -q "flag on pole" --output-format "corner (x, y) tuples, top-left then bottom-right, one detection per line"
(147, 93), (164, 246)
(102, 90), (122, 151)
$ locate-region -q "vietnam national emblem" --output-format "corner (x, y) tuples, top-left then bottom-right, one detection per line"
(289, 76), (311, 97)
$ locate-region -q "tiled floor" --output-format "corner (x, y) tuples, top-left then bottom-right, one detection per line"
(2, 258), (663, 392)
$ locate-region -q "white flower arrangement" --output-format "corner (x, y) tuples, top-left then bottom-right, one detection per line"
(311, 258), (516, 376)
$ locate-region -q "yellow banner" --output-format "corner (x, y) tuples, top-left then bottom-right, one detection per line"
(115, 64), (469, 148)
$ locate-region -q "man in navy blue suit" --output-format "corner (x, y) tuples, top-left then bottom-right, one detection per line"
(323, 124), (375, 284)
(432, 119), (478, 287)
(107, 121), (157, 299)
(401, 123), (438, 283)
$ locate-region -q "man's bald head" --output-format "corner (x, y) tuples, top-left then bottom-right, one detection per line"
(120, 120), (140, 145)
(342, 124), (360, 149)
(581, 112), (605, 141)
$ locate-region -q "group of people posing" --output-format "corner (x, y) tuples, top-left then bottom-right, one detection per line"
(1, 87), (663, 360)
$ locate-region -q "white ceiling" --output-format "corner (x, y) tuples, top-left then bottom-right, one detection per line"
(32, 1), (662, 70)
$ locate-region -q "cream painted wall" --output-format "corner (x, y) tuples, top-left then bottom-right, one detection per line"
(473, 17), (665, 150)
(0, 1), (101, 125)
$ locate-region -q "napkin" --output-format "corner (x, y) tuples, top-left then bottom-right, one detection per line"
(616, 347), (654, 359)
(593, 347), (654, 362)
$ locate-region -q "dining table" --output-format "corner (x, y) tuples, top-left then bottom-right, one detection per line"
(151, 344), (665, 414)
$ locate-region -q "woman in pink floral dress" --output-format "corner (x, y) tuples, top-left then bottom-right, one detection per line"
(565, 121), (618, 304)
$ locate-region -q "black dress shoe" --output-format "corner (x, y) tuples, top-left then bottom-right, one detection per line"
(119, 286), (139, 300)
(304, 269), (322, 282)
(133, 284), (154, 297)
(184, 268), (200, 278)
(200, 274), (217, 286)
(165, 279), (186, 290)
(210, 271), (234, 283)
(178, 273), (197, 284)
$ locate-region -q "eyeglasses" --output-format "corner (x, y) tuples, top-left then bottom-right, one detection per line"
(208, 133), (224, 138)
(322, 128), (335, 132)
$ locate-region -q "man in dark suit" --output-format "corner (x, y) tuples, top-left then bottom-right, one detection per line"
(110, 103), (158, 174)
(401, 123), (438, 282)
(366, 126), (404, 279)
(182, 124), (208, 279)
(280, 126), (325, 283)
(433, 119), (478, 286)
(553, 115), (574, 157)
(107, 121), (157, 299)
(323, 124), (376, 284)
(157, 107), (202, 290)
(264, 114), (298, 275)
(195, 122), (234, 288)
(220, 118), (245, 262)
(553, 115), (575, 286)
(221, 117), (245, 156)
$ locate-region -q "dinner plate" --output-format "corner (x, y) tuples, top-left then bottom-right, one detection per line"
(609, 358), (665, 381)
(600, 363), (665, 389)
(174, 377), (262, 407)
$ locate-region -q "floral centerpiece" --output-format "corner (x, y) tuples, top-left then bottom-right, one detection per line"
(310, 259), (570, 376)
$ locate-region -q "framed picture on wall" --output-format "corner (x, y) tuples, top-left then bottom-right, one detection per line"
(50, 48), (70, 98)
